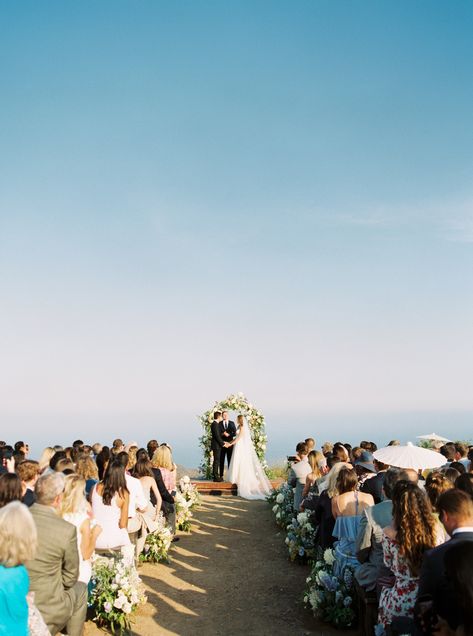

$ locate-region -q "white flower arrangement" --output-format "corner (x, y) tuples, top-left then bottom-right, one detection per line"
(198, 393), (269, 479)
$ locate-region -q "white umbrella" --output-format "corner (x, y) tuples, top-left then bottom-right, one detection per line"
(373, 442), (446, 470)
(416, 433), (452, 443)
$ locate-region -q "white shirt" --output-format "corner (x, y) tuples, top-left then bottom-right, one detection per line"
(452, 526), (473, 535)
(125, 473), (147, 518)
(291, 457), (312, 485)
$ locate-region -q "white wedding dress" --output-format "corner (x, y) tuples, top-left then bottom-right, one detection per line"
(227, 424), (272, 500)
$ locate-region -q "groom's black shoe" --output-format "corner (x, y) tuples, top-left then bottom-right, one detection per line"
(215, 476), (223, 482)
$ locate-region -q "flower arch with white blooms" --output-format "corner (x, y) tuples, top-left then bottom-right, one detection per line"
(198, 393), (268, 479)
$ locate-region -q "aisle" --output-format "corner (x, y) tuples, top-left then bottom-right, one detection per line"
(85, 495), (337, 635)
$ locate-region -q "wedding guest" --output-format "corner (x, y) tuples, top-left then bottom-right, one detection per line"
(354, 451), (377, 492)
(150, 451), (176, 535)
(454, 442), (469, 470)
(449, 461), (466, 475)
(417, 489), (473, 630)
(387, 440), (400, 446)
(322, 442), (333, 457)
(331, 467), (374, 574)
(91, 460), (133, 561)
(355, 467), (401, 593)
(333, 443), (350, 463)
(38, 447), (55, 474)
(0, 501), (37, 636)
(28, 472), (87, 636)
(455, 472), (473, 499)
(14, 441), (29, 457)
(442, 466), (461, 486)
(153, 445), (177, 494)
(16, 460), (40, 507)
(301, 450), (325, 502)
(147, 439), (159, 460)
(96, 446), (110, 480)
(115, 452), (147, 546)
(111, 438), (124, 457)
(314, 461), (351, 550)
(75, 455), (99, 498)
(360, 459), (390, 504)
(49, 451), (67, 472)
(305, 438), (315, 452)
(92, 443), (102, 457)
(55, 458), (75, 474)
(425, 471), (452, 512)
(61, 475), (102, 584)
(435, 541), (473, 635)
(0, 473), (22, 508)
(376, 481), (443, 635)
(288, 442), (311, 511)
(133, 456), (162, 512)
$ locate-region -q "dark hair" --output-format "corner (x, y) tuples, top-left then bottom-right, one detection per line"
(296, 442), (308, 455)
(444, 542), (473, 635)
(455, 442), (468, 458)
(326, 453), (340, 470)
(101, 460), (128, 506)
(440, 445), (456, 461)
(213, 411), (221, 418)
(383, 467), (401, 499)
(133, 456), (154, 479)
(0, 473), (23, 508)
(136, 448), (149, 462)
(437, 488), (473, 520)
(336, 467), (358, 494)
(96, 447), (110, 480)
(49, 451), (67, 471)
(72, 439), (84, 448)
(455, 473), (473, 500)
(116, 451), (129, 468)
(425, 471), (452, 511)
(449, 461), (466, 475)
(147, 440), (159, 458)
(14, 441), (25, 452)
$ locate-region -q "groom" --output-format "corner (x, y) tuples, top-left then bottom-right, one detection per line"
(219, 410), (237, 478)
(211, 411), (229, 482)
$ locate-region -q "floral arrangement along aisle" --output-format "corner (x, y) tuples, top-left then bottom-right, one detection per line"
(140, 513), (173, 563)
(90, 556), (147, 633)
(304, 549), (357, 628)
(198, 393), (268, 479)
(175, 476), (201, 531)
(267, 482), (294, 528)
(285, 511), (317, 563)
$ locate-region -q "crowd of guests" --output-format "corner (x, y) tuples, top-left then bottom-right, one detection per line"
(288, 438), (473, 636)
(0, 437), (180, 636)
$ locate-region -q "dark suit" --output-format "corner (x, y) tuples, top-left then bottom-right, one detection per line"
(417, 531), (473, 629)
(26, 503), (87, 636)
(219, 419), (236, 477)
(360, 471), (386, 504)
(211, 419), (226, 481)
(151, 467), (176, 532)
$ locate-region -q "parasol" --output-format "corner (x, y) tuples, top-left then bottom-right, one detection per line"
(416, 433), (452, 443)
(373, 442), (446, 470)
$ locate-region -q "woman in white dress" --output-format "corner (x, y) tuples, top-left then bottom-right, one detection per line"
(227, 415), (272, 500)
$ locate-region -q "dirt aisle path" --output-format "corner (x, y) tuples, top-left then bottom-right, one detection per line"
(85, 495), (338, 635)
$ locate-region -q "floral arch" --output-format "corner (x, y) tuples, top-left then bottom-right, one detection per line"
(198, 392), (268, 479)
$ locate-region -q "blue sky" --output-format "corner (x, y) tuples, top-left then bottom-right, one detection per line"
(1, 1), (472, 462)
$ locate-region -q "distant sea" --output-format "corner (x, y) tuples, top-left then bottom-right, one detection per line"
(2, 410), (472, 469)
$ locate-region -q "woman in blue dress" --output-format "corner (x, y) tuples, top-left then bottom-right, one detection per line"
(0, 501), (38, 636)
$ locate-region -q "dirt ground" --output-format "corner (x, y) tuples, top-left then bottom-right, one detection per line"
(85, 495), (345, 636)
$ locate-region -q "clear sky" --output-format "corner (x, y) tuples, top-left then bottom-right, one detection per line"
(1, 1), (472, 464)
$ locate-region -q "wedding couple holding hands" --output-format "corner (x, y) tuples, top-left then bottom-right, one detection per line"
(210, 410), (272, 500)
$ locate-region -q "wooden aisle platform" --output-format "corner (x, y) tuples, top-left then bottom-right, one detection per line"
(191, 478), (283, 496)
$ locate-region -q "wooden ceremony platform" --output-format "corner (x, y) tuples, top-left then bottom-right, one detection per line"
(191, 479), (283, 496)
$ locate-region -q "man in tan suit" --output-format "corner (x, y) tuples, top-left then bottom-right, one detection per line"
(26, 472), (87, 636)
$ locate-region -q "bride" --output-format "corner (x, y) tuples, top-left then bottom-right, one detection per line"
(227, 414), (272, 500)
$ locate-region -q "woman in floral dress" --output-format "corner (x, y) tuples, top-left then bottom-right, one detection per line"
(376, 480), (445, 635)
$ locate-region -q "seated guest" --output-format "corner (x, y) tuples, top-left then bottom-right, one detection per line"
(96, 446), (110, 480)
(356, 467), (401, 592)
(0, 473), (22, 508)
(442, 466), (461, 487)
(305, 438), (315, 453)
(0, 501), (37, 636)
(331, 467), (374, 574)
(301, 450), (325, 503)
(150, 450), (176, 535)
(147, 439), (159, 460)
(37, 447), (55, 474)
(376, 481), (444, 635)
(314, 462), (351, 550)
(288, 442), (312, 511)
(92, 442), (102, 457)
(455, 472), (473, 499)
(27, 472), (87, 636)
(425, 471), (452, 513)
(134, 455), (162, 512)
(434, 541), (473, 635)
(75, 455), (99, 499)
(360, 459), (390, 504)
(449, 461), (466, 475)
(61, 475), (102, 584)
(16, 460), (40, 507)
(154, 445), (177, 494)
(91, 460), (132, 562)
(116, 452), (147, 545)
(322, 441), (333, 457)
(354, 451), (377, 493)
(49, 451), (67, 472)
(55, 458), (75, 474)
(454, 442), (470, 471)
(417, 489), (473, 632)
(333, 443), (350, 463)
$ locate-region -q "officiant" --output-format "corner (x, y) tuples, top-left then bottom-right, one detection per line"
(220, 411), (237, 479)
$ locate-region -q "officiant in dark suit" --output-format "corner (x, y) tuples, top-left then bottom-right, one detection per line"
(220, 410), (237, 478)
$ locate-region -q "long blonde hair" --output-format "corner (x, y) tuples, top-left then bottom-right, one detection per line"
(152, 446), (173, 471)
(76, 456), (99, 481)
(325, 462), (352, 498)
(0, 501), (37, 567)
(38, 447), (55, 472)
(60, 474), (88, 516)
(307, 451), (324, 479)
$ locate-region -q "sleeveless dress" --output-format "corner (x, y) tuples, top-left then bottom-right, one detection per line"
(0, 564), (29, 636)
(63, 511), (92, 583)
(332, 491), (363, 576)
(227, 425), (272, 500)
(91, 488), (130, 549)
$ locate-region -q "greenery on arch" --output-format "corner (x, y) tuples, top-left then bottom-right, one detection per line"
(198, 392), (268, 479)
